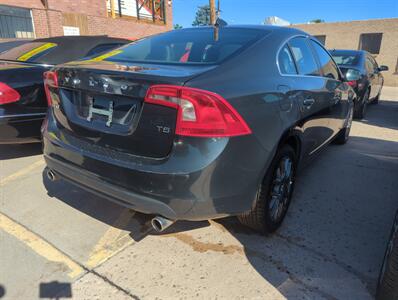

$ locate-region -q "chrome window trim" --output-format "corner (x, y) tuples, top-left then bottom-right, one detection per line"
(308, 37), (342, 81)
(276, 34), (341, 81)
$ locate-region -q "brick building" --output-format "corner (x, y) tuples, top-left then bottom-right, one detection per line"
(291, 18), (398, 87)
(0, 0), (172, 41)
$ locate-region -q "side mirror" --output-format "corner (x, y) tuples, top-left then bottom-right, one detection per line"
(378, 65), (389, 72)
(344, 68), (361, 82)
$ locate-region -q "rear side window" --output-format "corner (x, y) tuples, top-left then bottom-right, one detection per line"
(310, 40), (339, 80)
(278, 44), (297, 75)
(288, 37), (320, 76)
(101, 28), (268, 64)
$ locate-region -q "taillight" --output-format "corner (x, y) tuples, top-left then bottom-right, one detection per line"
(145, 85), (252, 138)
(43, 71), (58, 106)
(0, 82), (20, 105)
(347, 80), (357, 88)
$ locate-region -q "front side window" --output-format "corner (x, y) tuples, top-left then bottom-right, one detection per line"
(365, 57), (375, 74)
(310, 40), (339, 80)
(278, 44), (297, 75)
(368, 55), (379, 70)
(288, 37), (320, 76)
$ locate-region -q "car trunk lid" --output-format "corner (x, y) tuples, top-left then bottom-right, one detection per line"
(52, 62), (216, 159)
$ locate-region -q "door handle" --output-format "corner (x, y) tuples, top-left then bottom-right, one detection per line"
(303, 98), (315, 108)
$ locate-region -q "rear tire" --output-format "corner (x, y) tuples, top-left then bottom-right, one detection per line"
(373, 93), (380, 105)
(354, 90), (369, 120)
(377, 212), (398, 300)
(238, 145), (296, 234)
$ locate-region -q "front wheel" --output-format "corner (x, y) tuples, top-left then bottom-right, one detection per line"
(334, 107), (353, 145)
(373, 93), (380, 105)
(238, 145), (296, 234)
(354, 89), (369, 120)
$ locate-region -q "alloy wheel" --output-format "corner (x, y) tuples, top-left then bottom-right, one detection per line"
(268, 156), (295, 222)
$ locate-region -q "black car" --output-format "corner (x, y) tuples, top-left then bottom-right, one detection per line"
(377, 210), (398, 300)
(0, 35), (129, 144)
(330, 49), (388, 119)
(43, 26), (354, 233)
(0, 40), (32, 54)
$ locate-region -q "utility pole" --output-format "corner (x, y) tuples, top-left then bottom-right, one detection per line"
(110, 0), (116, 18)
(209, 0), (216, 25)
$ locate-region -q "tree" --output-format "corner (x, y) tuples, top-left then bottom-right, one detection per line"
(310, 19), (325, 23)
(192, 5), (211, 26)
(174, 24), (183, 30)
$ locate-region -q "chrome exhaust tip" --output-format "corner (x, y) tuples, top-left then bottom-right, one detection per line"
(46, 169), (58, 182)
(151, 216), (175, 232)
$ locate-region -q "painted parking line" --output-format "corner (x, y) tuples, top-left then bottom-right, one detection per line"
(0, 159), (45, 187)
(0, 212), (84, 278)
(86, 209), (136, 268)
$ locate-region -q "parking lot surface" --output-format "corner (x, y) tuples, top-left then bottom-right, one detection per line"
(1, 87), (397, 300)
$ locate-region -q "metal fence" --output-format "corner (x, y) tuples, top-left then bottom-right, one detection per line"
(0, 5), (34, 39)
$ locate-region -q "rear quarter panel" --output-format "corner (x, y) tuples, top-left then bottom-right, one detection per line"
(185, 31), (293, 155)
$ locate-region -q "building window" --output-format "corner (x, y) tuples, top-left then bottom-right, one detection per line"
(107, 0), (166, 24)
(359, 33), (383, 54)
(0, 5), (34, 38)
(314, 35), (326, 45)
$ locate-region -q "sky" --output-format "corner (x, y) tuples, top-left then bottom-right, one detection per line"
(172, 0), (398, 27)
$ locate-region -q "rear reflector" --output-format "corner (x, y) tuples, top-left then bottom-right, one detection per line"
(43, 71), (58, 106)
(0, 82), (20, 105)
(145, 85), (252, 138)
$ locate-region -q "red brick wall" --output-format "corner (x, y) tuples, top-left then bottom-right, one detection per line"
(0, 0), (44, 9)
(1, 1), (172, 40)
(87, 15), (171, 40)
(47, 0), (106, 18)
(31, 9), (49, 37)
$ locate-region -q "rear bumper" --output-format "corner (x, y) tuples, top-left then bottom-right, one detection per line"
(0, 112), (45, 144)
(45, 155), (180, 219)
(43, 112), (271, 221)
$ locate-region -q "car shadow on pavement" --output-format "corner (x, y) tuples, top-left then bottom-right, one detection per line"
(0, 143), (42, 160)
(42, 172), (210, 243)
(360, 99), (398, 130)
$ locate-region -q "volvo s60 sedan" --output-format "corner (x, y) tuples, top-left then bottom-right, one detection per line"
(42, 26), (354, 233)
(0, 35), (129, 144)
(330, 49), (388, 119)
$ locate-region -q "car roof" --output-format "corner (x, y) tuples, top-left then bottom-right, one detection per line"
(177, 25), (307, 36)
(34, 35), (130, 45)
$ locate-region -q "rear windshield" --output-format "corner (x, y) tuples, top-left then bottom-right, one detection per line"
(331, 53), (359, 66)
(102, 28), (268, 65)
(0, 42), (58, 63)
